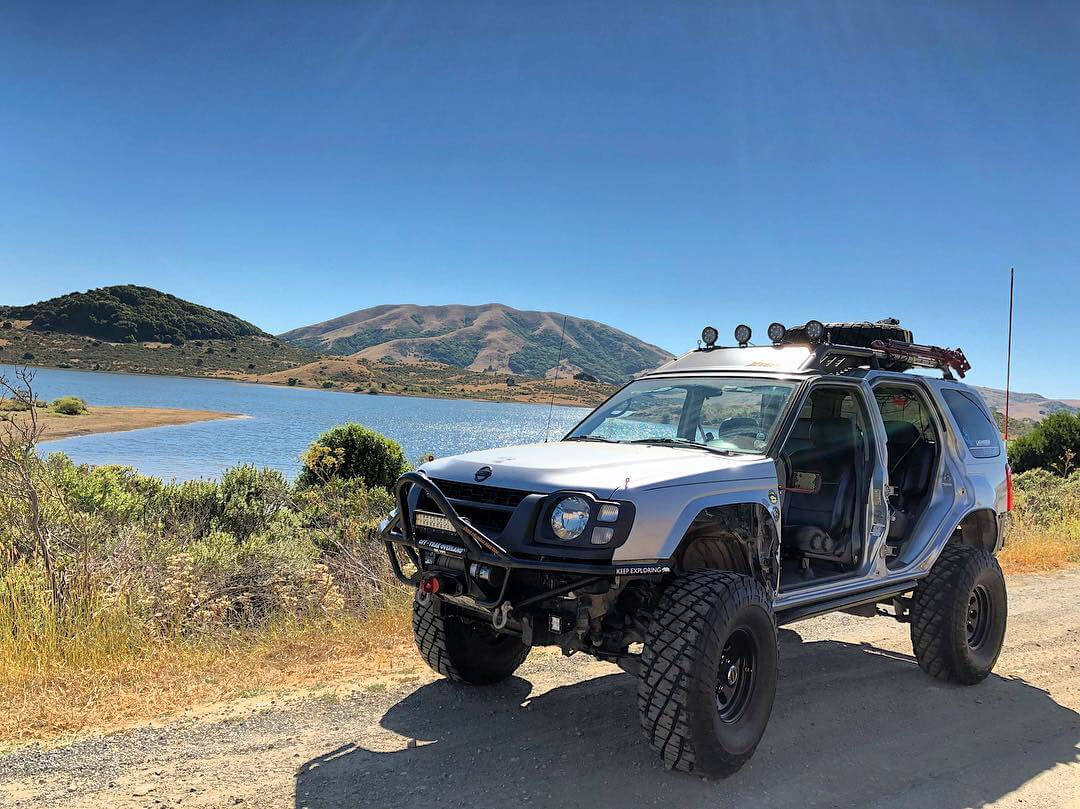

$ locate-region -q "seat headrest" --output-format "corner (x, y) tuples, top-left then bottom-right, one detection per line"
(884, 420), (920, 445)
(809, 418), (852, 449)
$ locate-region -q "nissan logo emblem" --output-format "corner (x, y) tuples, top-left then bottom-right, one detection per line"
(474, 466), (492, 482)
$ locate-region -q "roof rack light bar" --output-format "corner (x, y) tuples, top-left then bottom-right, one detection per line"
(870, 339), (971, 379)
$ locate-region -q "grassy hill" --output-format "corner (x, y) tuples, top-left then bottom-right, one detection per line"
(0, 328), (317, 379)
(975, 386), (1080, 422)
(1, 285), (265, 345)
(278, 303), (673, 385)
(247, 355), (613, 407)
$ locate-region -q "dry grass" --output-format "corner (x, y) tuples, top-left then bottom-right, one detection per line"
(1000, 518), (1080, 574)
(0, 604), (414, 747)
(4, 523), (1077, 749)
(1000, 469), (1080, 574)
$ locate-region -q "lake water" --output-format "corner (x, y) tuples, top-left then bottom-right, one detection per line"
(12, 367), (590, 480)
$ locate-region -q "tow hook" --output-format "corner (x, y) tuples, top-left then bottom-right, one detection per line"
(417, 574), (461, 604)
(492, 601), (512, 630)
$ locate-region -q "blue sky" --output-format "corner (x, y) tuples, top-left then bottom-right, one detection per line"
(2, 2), (1078, 397)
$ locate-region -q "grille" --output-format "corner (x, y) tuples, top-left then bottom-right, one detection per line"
(429, 478), (532, 509)
(416, 478), (535, 535)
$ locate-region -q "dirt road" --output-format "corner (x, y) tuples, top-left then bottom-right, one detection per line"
(4, 571), (1079, 809)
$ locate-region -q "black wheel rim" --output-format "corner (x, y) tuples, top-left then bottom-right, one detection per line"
(715, 628), (757, 724)
(966, 584), (992, 651)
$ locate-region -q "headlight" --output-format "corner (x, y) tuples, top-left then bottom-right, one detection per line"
(551, 496), (591, 540)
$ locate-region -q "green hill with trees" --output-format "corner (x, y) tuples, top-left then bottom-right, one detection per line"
(1, 285), (265, 345)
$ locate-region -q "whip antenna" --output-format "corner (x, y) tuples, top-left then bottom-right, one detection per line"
(544, 314), (568, 441)
(1004, 268), (1015, 441)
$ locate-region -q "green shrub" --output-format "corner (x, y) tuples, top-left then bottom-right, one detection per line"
(218, 465), (290, 540)
(51, 396), (88, 415)
(298, 423), (408, 489)
(1009, 412), (1080, 474)
(1013, 469), (1080, 524)
(157, 477), (221, 538)
(287, 377), (299, 386)
(0, 399), (31, 413)
(321, 381), (334, 389)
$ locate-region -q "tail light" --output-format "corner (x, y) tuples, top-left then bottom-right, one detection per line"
(1005, 464), (1014, 512)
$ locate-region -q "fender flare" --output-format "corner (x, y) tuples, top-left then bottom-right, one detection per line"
(949, 507), (1002, 553)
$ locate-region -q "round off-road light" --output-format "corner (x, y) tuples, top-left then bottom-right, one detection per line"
(767, 322), (786, 344)
(551, 495), (591, 540)
(701, 326), (719, 348)
(734, 324), (752, 346)
(805, 319), (825, 342)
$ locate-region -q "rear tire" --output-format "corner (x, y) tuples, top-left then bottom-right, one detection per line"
(412, 595), (529, 685)
(910, 544), (1007, 684)
(638, 571), (778, 778)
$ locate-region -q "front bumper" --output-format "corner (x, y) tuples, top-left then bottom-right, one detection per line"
(379, 472), (671, 611)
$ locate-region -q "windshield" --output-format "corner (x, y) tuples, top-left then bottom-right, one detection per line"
(567, 376), (797, 455)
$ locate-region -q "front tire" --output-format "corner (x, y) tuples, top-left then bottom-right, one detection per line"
(910, 544), (1007, 684)
(638, 571), (778, 778)
(412, 594), (529, 685)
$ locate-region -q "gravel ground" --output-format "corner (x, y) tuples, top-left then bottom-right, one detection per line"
(3, 570), (1079, 809)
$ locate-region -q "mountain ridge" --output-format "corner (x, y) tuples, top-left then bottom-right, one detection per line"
(5, 286), (1078, 416)
(279, 302), (674, 386)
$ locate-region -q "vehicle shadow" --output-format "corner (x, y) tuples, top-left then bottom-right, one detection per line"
(295, 629), (1080, 809)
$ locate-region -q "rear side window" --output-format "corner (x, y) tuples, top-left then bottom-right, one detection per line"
(941, 390), (1001, 458)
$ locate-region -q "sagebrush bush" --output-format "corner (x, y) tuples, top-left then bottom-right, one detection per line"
(51, 395), (87, 415)
(298, 422), (408, 489)
(1012, 469), (1080, 525)
(0, 439), (404, 669)
(218, 464), (289, 540)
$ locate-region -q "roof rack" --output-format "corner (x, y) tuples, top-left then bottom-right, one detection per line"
(682, 321), (971, 380)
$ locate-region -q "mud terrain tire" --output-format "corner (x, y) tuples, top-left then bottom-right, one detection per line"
(412, 595), (529, 685)
(910, 544), (1007, 684)
(638, 571), (777, 778)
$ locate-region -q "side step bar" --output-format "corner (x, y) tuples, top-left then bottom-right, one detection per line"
(776, 580), (919, 626)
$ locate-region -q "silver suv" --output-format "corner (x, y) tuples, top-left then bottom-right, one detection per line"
(380, 320), (1011, 778)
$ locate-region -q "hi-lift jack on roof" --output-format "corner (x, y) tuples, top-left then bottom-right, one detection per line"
(869, 339), (971, 380)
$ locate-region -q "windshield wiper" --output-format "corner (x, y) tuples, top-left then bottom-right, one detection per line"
(626, 437), (741, 456)
(626, 436), (697, 446)
(564, 435), (617, 443)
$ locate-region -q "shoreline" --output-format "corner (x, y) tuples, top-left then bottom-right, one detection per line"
(18, 363), (601, 410)
(16, 406), (247, 443)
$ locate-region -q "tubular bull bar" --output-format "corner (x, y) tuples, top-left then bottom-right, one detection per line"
(379, 472), (664, 617)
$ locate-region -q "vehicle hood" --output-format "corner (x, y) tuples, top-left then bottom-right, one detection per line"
(418, 441), (777, 499)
